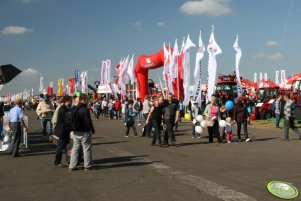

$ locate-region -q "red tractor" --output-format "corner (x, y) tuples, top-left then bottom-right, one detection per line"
(215, 73), (240, 101)
(255, 80), (279, 119)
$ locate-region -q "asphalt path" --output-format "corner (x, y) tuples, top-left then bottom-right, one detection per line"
(1, 111), (301, 201)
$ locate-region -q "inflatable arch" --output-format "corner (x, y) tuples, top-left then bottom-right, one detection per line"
(135, 47), (184, 101)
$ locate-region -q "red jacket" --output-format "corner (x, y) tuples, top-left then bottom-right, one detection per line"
(114, 101), (121, 110)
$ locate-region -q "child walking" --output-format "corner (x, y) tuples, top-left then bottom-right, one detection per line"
(225, 117), (234, 143)
(124, 102), (138, 137)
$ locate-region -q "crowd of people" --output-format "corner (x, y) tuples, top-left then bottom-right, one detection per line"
(1, 90), (300, 171)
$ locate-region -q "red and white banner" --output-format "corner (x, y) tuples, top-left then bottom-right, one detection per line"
(275, 71), (280, 85)
(127, 55), (135, 84)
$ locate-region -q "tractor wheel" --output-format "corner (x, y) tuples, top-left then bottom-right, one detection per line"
(262, 111), (271, 120)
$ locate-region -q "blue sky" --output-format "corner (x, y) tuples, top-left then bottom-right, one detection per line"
(0, 0), (300, 94)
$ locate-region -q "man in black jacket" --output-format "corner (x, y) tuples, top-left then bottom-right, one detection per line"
(69, 94), (95, 171)
(54, 95), (72, 167)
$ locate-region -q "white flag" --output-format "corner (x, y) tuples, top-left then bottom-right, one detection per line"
(233, 35), (243, 98)
(193, 31), (205, 105)
(127, 55), (135, 84)
(206, 26), (222, 103)
(259, 72), (263, 88)
(280, 70), (287, 87)
(39, 77), (44, 93)
(254, 73), (257, 83)
(171, 39), (179, 80)
(183, 34), (196, 106)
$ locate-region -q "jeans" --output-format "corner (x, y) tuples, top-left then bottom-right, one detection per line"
(69, 132), (92, 169)
(151, 120), (162, 145)
(237, 120), (248, 140)
(284, 117), (301, 140)
(165, 118), (175, 143)
(11, 122), (21, 157)
(135, 112), (141, 124)
(275, 113), (281, 128)
(54, 138), (68, 165)
(41, 118), (52, 136)
(125, 124), (138, 136)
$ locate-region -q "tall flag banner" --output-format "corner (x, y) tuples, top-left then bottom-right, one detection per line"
(206, 26), (222, 103)
(106, 59), (111, 84)
(81, 71), (88, 93)
(280, 70), (287, 87)
(264, 73), (268, 87)
(264, 73), (268, 81)
(109, 83), (118, 99)
(101, 61), (106, 84)
(69, 77), (75, 94)
(259, 72), (263, 88)
(39, 77), (44, 93)
(275, 71), (280, 85)
(75, 69), (79, 91)
(178, 37), (185, 80)
(171, 39), (179, 80)
(193, 31), (205, 105)
(47, 81), (54, 97)
(163, 43), (173, 93)
(127, 55), (135, 84)
(233, 35), (243, 98)
(58, 79), (64, 96)
(254, 73), (257, 83)
(183, 34), (196, 106)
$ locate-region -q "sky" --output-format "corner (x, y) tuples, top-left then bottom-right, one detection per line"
(0, 0), (301, 95)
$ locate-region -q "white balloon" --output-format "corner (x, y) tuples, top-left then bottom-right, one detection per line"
(200, 120), (207, 128)
(195, 126), (203, 134)
(219, 120), (227, 127)
(192, 119), (197, 125)
(196, 115), (203, 122)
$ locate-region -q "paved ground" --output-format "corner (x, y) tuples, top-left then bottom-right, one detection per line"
(1, 111), (301, 201)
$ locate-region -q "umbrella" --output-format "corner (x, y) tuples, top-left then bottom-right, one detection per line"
(0, 64), (22, 84)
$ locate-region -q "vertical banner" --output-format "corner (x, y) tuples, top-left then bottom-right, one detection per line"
(127, 55), (135, 84)
(280, 70), (287, 87)
(233, 35), (243, 98)
(259, 72), (263, 88)
(101, 61), (106, 84)
(39, 76), (44, 93)
(69, 77), (75, 94)
(264, 73), (268, 87)
(106, 59), (111, 84)
(254, 73), (257, 83)
(75, 69), (79, 92)
(81, 71), (88, 94)
(206, 26), (222, 103)
(183, 34), (196, 106)
(193, 31), (205, 105)
(275, 71), (280, 85)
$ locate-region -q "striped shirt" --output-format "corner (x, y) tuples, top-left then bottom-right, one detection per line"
(284, 99), (295, 118)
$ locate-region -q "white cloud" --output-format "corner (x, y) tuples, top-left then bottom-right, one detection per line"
(157, 21), (165, 27)
(21, 68), (40, 77)
(2, 26), (33, 35)
(267, 52), (283, 60)
(252, 52), (283, 60)
(253, 53), (265, 59)
(265, 40), (279, 47)
(131, 21), (142, 27)
(180, 0), (232, 17)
